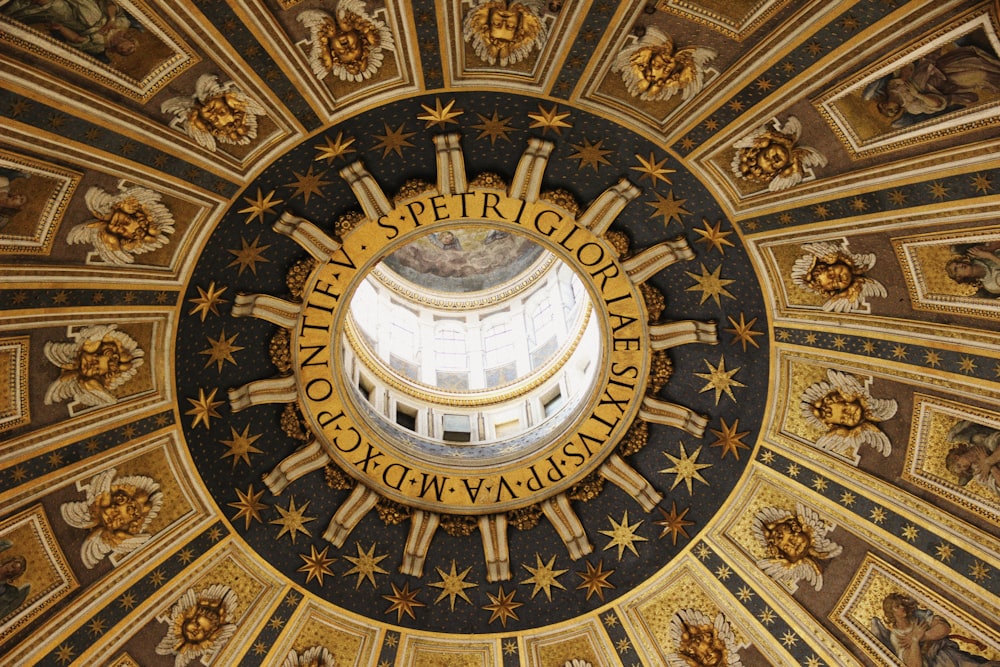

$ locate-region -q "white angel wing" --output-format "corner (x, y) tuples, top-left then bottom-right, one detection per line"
(821, 293), (860, 313)
(79, 531), (113, 569)
(774, 115), (802, 140)
(675, 46), (716, 101)
(83, 186), (118, 217)
(767, 169), (803, 192)
(43, 340), (80, 368)
(801, 240), (848, 260)
(794, 145), (827, 169)
(853, 422), (893, 456)
(187, 124), (218, 152)
(826, 369), (865, 396)
(110, 533), (152, 563)
(60, 499), (97, 530)
(297, 10), (335, 79)
(866, 394), (897, 421)
(858, 276), (888, 300)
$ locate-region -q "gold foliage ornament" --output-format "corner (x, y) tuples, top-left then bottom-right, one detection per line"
(155, 584), (238, 667)
(667, 608), (744, 667)
(731, 116), (826, 192)
(297, 0), (394, 82)
(66, 183), (175, 265)
(463, 0), (546, 66)
(43, 324), (144, 407)
(751, 502), (842, 592)
(791, 240), (887, 313)
(800, 369), (897, 458)
(613, 26), (717, 102)
(161, 74), (267, 152)
(60, 467), (163, 568)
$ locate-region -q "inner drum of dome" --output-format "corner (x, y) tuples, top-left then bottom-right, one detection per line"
(175, 91), (770, 633)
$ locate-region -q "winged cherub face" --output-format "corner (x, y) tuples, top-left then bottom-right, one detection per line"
(809, 261), (854, 293)
(78, 340), (124, 381)
(814, 390), (864, 429)
(488, 7), (521, 42)
(180, 599), (224, 644)
(92, 485), (152, 534)
(766, 517), (812, 562)
(330, 28), (362, 63)
(194, 94), (249, 142)
(105, 198), (153, 243)
(679, 622), (725, 666)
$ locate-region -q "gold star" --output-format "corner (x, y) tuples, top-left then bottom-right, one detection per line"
(631, 152), (675, 187)
(527, 103), (572, 134)
(229, 485), (267, 530)
(695, 543), (711, 560)
(929, 181), (949, 200)
(806, 656), (822, 667)
(417, 98), (464, 127)
(969, 561), (990, 582)
(55, 643), (75, 664)
(520, 553), (566, 601)
(694, 218), (734, 254)
(503, 640), (518, 655)
(186, 387), (223, 429)
(472, 109), (515, 145)
(600, 510), (648, 560)
(372, 122), (416, 158)
(758, 607), (775, 625)
(47, 451), (64, 468)
(901, 524), (918, 541)
(787, 462), (800, 477)
(200, 327), (244, 373)
(576, 560), (614, 601)
(178, 548), (195, 564)
(805, 41), (822, 55)
(238, 188), (283, 224)
(935, 543), (954, 562)
(268, 615), (285, 630)
(148, 569), (166, 587)
(188, 282), (227, 321)
(959, 356), (977, 373)
(119, 591), (137, 609)
(660, 442), (711, 494)
(812, 476), (828, 492)
(760, 449), (775, 464)
(88, 617), (106, 637)
(710, 418), (750, 460)
(654, 501), (693, 544)
(924, 350), (941, 367)
(646, 190), (690, 226)
(220, 423), (262, 468)
(840, 491), (856, 506)
(715, 564), (731, 580)
(703, 118), (719, 131)
(849, 196), (868, 212)
(861, 340), (876, 354)
(680, 136), (696, 151)
(781, 630), (799, 648)
(832, 335), (847, 350)
(284, 166), (331, 204)
(208, 526), (222, 542)
(483, 586), (522, 627)
(685, 263), (735, 306)
(616, 638), (632, 654)
(870, 506), (887, 524)
(737, 586), (753, 602)
(755, 77), (772, 91)
(344, 541), (389, 590)
(568, 137), (612, 172)
(227, 235), (271, 276)
(383, 582), (425, 621)
(888, 189), (907, 205)
(10, 466), (27, 483)
(890, 344), (907, 360)
(430, 560), (477, 610)
(604, 612), (619, 627)
(298, 544), (336, 585)
(812, 204), (830, 218)
(725, 313), (762, 351)
(695, 355), (745, 404)
(253, 641), (268, 656)
(805, 332), (817, 344)
(52, 290), (69, 304)
(971, 173), (992, 193)
(314, 131), (356, 163)
(270, 496), (315, 544)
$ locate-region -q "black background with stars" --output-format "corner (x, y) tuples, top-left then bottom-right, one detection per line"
(175, 91), (770, 633)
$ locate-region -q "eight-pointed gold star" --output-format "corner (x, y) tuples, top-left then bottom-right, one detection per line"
(631, 152), (675, 187)
(200, 327), (244, 372)
(695, 355), (745, 404)
(417, 98), (464, 128)
(185, 387), (223, 429)
(483, 586), (522, 627)
(298, 544), (336, 585)
(383, 582), (425, 621)
(520, 553), (566, 601)
(284, 166), (331, 204)
(238, 188), (283, 224)
(660, 442), (712, 495)
(599, 510), (648, 560)
(373, 122), (417, 158)
(693, 218), (734, 254)
(229, 485), (267, 529)
(725, 312), (763, 351)
(472, 110), (515, 144)
(685, 263), (735, 306)
(344, 542), (390, 590)
(188, 282), (228, 321)
(227, 235), (271, 276)
(568, 137), (612, 172)
(709, 417), (750, 460)
(430, 560), (477, 610)
(654, 501), (693, 545)
(270, 496), (315, 544)
(576, 560), (615, 601)
(527, 104), (572, 134)
(645, 190), (690, 226)
(219, 423), (262, 468)
(314, 131), (356, 163)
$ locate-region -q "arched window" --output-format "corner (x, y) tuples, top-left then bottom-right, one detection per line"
(527, 296), (554, 350)
(390, 306), (419, 360)
(435, 322), (467, 370)
(482, 317), (513, 369)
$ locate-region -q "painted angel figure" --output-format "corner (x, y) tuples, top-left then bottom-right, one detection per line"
(800, 369), (898, 458)
(667, 608), (745, 667)
(282, 646), (336, 667)
(731, 116), (827, 192)
(60, 467), (163, 568)
(44, 324), (144, 408)
(463, 0), (546, 67)
(297, 0), (393, 82)
(790, 240), (888, 313)
(612, 26), (716, 102)
(156, 584), (238, 667)
(751, 502), (842, 592)
(161, 74), (267, 152)
(66, 183), (174, 265)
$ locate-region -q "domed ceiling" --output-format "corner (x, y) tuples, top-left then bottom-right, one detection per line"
(1, 1), (999, 666)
